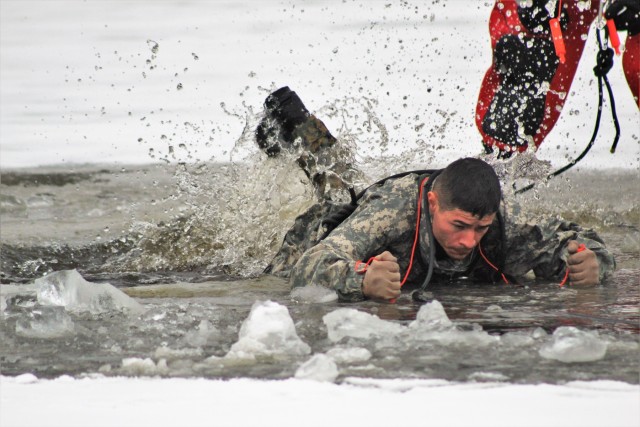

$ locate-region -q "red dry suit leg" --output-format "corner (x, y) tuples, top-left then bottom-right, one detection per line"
(622, 33), (640, 107)
(476, 0), (599, 155)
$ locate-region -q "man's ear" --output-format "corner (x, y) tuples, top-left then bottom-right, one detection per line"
(427, 191), (438, 214)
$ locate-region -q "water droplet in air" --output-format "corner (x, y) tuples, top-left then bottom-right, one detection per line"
(177, 83), (183, 90)
(147, 40), (159, 54)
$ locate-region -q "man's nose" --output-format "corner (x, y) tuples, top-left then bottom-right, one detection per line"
(459, 230), (478, 249)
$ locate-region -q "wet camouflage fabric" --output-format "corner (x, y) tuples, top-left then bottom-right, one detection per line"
(268, 173), (616, 302)
(291, 116), (337, 154)
(277, 115), (363, 200)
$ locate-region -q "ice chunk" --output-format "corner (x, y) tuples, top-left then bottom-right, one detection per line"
(227, 300), (310, 359)
(35, 270), (144, 314)
(15, 306), (75, 339)
(468, 371), (509, 382)
(326, 347), (372, 364)
(183, 320), (220, 347)
(120, 357), (169, 376)
(500, 331), (536, 347)
(409, 300), (453, 331)
(407, 301), (497, 346)
(323, 308), (404, 342)
(539, 326), (608, 363)
(290, 285), (338, 303)
(1, 284), (38, 317)
(154, 346), (204, 361)
(295, 354), (339, 382)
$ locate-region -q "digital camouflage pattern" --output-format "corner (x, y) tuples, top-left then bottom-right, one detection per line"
(267, 172), (616, 302)
(257, 88), (615, 301)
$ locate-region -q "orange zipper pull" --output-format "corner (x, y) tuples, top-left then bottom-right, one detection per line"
(549, 17), (566, 64)
(606, 18), (621, 55)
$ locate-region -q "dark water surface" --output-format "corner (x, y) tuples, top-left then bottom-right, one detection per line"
(1, 163), (638, 384)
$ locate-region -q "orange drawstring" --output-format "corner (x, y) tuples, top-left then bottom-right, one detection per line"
(399, 176), (430, 287)
(549, 0), (566, 63)
(354, 177), (429, 282)
(606, 16), (621, 55)
(354, 257), (378, 274)
(559, 243), (586, 287)
(479, 244), (509, 285)
(354, 177), (430, 302)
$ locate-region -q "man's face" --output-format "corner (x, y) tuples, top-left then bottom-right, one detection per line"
(427, 191), (496, 260)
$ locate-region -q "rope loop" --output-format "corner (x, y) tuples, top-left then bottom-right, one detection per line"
(593, 47), (614, 77)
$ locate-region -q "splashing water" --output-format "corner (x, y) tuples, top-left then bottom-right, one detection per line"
(1, 96), (638, 385)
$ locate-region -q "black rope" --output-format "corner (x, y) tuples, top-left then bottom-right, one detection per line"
(603, 74), (621, 153)
(515, 27), (621, 195)
(319, 169), (438, 240)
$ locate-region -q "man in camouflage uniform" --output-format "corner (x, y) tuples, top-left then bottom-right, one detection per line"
(258, 88), (616, 302)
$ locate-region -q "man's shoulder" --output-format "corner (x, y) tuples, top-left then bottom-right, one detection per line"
(365, 172), (422, 196)
(353, 173), (421, 218)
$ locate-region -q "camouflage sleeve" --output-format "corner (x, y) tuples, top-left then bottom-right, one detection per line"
(289, 175), (418, 301)
(503, 213), (616, 283)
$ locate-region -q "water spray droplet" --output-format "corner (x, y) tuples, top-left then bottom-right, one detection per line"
(147, 39), (159, 54)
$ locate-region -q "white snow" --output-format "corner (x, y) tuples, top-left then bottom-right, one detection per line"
(1, 375), (638, 427)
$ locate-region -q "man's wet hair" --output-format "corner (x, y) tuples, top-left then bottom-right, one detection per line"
(432, 157), (502, 218)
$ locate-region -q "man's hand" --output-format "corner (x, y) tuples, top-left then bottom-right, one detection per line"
(566, 240), (600, 287)
(362, 251), (401, 300)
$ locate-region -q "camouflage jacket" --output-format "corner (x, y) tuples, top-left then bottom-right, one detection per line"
(268, 173), (616, 302)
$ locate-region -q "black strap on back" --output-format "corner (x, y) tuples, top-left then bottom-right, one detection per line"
(319, 169), (439, 241)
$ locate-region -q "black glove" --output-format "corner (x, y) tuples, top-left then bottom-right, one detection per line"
(605, 0), (640, 36)
(264, 86), (309, 134)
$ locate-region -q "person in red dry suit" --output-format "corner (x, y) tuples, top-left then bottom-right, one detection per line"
(476, 0), (639, 158)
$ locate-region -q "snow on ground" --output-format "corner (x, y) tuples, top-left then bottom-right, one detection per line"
(1, 374), (638, 427)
